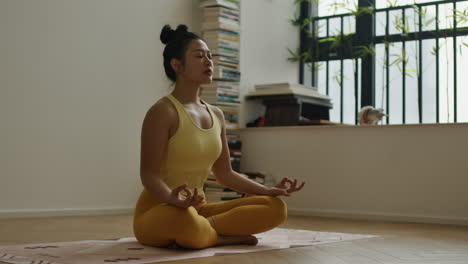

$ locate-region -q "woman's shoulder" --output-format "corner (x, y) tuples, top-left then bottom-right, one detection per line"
(205, 103), (225, 121)
(143, 96), (178, 127)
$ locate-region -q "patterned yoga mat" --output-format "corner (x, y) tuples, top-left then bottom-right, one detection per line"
(0, 228), (378, 264)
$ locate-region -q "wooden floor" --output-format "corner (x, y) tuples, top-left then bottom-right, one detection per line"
(1, 214), (468, 264)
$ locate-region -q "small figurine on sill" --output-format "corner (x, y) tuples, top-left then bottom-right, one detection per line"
(358, 106), (387, 125)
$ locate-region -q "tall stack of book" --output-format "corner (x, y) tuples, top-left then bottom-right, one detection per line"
(199, 0), (241, 107)
(200, 0), (243, 203)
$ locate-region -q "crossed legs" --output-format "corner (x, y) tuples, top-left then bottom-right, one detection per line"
(133, 196), (287, 249)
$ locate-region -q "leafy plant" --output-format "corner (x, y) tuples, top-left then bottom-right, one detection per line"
(450, 7), (468, 26)
(345, 3), (374, 17)
(386, 0), (398, 8)
(353, 44), (376, 58)
(287, 48), (311, 62)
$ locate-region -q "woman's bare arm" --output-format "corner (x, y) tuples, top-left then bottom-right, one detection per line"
(210, 106), (271, 195)
(210, 105), (305, 196)
(140, 100), (176, 204)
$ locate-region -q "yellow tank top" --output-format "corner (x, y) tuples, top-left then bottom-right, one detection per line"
(159, 94), (222, 198)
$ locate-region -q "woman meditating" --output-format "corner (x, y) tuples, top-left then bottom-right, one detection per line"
(133, 24), (305, 249)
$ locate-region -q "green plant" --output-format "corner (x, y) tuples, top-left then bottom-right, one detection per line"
(288, 0), (377, 66)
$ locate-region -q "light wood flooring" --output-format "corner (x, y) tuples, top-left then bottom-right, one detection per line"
(1, 214), (468, 264)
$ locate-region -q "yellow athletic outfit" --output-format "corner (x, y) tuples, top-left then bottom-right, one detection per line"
(133, 94), (287, 249)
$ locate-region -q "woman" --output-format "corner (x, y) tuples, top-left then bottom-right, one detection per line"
(133, 24), (305, 249)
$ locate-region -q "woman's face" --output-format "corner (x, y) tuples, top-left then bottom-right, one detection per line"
(178, 39), (214, 84)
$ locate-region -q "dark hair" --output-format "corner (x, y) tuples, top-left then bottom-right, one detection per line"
(160, 24), (201, 82)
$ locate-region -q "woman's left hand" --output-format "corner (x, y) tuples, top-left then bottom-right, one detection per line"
(266, 177), (305, 197)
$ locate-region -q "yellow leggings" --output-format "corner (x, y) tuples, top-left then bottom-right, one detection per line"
(133, 190), (287, 249)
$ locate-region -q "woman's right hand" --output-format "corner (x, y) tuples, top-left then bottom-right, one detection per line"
(168, 184), (204, 208)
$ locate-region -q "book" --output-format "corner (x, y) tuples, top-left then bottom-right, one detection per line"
(201, 88), (240, 97)
(204, 179), (224, 189)
(214, 61), (239, 70)
(202, 22), (240, 32)
(204, 13), (240, 23)
(203, 6), (240, 18)
(213, 55), (240, 64)
(203, 28), (240, 36)
(200, 0), (240, 10)
(231, 157), (241, 172)
(212, 65), (240, 81)
(203, 16), (240, 26)
(201, 80), (239, 90)
(202, 17), (240, 32)
(215, 103), (240, 114)
(243, 172), (266, 184)
(248, 82), (332, 101)
(229, 149), (242, 157)
(227, 139), (241, 149)
(210, 48), (239, 58)
(201, 95), (240, 104)
(226, 134), (240, 141)
(204, 187), (225, 192)
(224, 115), (239, 123)
(203, 30), (240, 42)
(204, 39), (240, 50)
(225, 122), (240, 130)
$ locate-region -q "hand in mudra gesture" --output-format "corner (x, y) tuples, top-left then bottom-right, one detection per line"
(169, 184), (204, 208)
(267, 177), (305, 197)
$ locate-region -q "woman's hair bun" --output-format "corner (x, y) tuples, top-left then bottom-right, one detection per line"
(160, 24), (201, 82)
(175, 24), (188, 33)
(160, 24), (189, 45)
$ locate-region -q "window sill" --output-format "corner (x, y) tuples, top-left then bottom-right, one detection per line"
(239, 122), (468, 131)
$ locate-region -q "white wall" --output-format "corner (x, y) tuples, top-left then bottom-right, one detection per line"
(0, 0), (200, 217)
(239, 123), (468, 226)
(239, 0), (300, 127)
(0, 0), (299, 218)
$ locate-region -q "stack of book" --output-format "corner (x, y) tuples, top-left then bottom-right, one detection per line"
(227, 132), (241, 172)
(243, 172), (266, 185)
(204, 172), (243, 203)
(203, 171), (268, 203)
(203, 171), (267, 203)
(245, 83), (333, 127)
(199, 0), (241, 105)
(200, 0), (243, 203)
(248, 82), (331, 101)
(199, 81), (240, 107)
(202, 130), (243, 203)
(223, 106), (239, 130)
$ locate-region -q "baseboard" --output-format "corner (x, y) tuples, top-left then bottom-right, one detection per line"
(288, 208), (468, 226)
(0, 207), (134, 219)
(3, 207), (467, 226)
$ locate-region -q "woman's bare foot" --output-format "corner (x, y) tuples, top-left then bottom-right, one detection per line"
(215, 235), (258, 247)
(206, 217), (258, 247)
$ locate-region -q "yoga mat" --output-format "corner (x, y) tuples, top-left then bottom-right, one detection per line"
(0, 228), (377, 264)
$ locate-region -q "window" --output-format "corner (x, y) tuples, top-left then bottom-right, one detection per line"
(299, 0), (468, 124)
